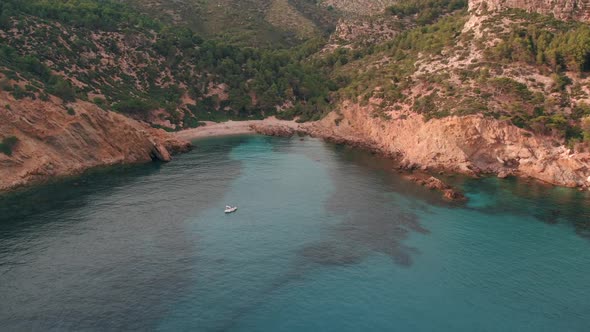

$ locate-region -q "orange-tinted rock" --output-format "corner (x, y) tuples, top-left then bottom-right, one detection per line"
(0, 93), (191, 192)
(306, 102), (590, 188)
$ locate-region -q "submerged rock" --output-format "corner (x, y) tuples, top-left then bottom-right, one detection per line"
(497, 169), (514, 179)
(443, 189), (466, 201)
(405, 174), (467, 202)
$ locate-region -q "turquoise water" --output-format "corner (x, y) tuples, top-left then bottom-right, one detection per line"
(1, 135), (590, 331)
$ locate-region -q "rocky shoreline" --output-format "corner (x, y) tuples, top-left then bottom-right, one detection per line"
(248, 121), (467, 201)
(244, 110), (590, 196)
(4, 107), (590, 197)
(305, 104), (590, 191)
(0, 97), (191, 193)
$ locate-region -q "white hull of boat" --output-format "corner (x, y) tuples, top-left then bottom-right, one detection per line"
(225, 207), (238, 214)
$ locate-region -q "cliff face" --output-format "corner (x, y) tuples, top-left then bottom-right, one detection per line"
(306, 0), (590, 189)
(0, 93), (190, 192)
(308, 102), (590, 188)
(469, 0), (590, 22)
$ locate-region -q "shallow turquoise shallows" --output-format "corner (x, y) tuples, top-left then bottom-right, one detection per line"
(1, 136), (590, 331)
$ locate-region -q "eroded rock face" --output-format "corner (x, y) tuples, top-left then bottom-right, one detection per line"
(0, 94), (190, 192)
(307, 102), (590, 188)
(469, 0), (590, 22)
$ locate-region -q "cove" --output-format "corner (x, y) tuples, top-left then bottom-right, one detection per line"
(1, 135), (589, 331)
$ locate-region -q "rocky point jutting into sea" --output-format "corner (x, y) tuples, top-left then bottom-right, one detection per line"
(313, 106), (590, 188)
(0, 92), (190, 192)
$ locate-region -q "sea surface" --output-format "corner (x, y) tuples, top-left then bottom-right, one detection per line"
(1, 135), (590, 331)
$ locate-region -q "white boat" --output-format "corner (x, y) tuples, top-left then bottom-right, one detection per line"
(224, 205), (238, 214)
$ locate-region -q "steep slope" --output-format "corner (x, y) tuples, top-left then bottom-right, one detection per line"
(0, 0), (334, 128)
(121, 0), (338, 47)
(0, 0), (338, 192)
(0, 84), (190, 192)
(309, 103), (590, 187)
(313, 0), (590, 187)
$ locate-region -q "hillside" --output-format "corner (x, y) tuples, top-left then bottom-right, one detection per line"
(469, 0), (590, 22)
(0, 0), (335, 129)
(2, 0), (590, 191)
(0, 82), (190, 191)
(121, 0), (338, 47)
(330, 9), (590, 136)
(0, 0), (332, 190)
(306, 0), (590, 187)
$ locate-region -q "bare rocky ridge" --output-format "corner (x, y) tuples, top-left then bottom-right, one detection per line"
(469, 0), (590, 22)
(0, 93), (190, 192)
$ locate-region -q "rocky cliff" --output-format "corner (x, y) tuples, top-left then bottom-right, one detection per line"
(0, 92), (190, 192)
(307, 102), (590, 188)
(469, 0), (590, 22)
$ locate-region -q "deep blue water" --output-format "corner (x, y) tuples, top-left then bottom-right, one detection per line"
(1, 135), (590, 331)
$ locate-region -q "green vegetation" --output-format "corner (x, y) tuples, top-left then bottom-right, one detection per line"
(2, 0), (590, 148)
(0, 0), (336, 125)
(0, 136), (18, 156)
(485, 10), (590, 73)
(387, 0), (467, 25)
(329, 13), (467, 102)
(112, 98), (157, 116)
(1, 0), (160, 31)
(0, 45), (77, 102)
(123, 0), (336, 48)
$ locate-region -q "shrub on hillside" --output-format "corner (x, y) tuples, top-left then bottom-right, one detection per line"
(112, 98), (155, 115)
(0, 136), (19, 156)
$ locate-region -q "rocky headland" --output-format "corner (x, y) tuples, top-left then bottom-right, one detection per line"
(0, 94), (190, 192)
(302, 104), (590, 190)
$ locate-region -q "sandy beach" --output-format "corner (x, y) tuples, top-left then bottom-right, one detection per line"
(174, 118), (302, 140)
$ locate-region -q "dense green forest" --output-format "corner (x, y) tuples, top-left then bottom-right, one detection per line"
(0, 0), (336, 126)
(485, 11), (590, 73)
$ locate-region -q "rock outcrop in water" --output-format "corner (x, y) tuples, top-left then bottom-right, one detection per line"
(0, 93), (190, 192)
(469, 0), (590, 22)
(405, 174), (467, 201)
